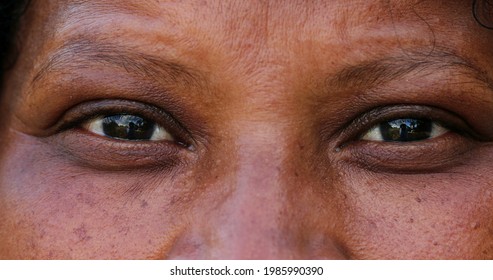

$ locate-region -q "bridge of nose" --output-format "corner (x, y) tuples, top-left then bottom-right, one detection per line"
(165, 120), (348, 259)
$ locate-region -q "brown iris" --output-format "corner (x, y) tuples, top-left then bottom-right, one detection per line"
(101, 114), (156, 140)
(379, 118), (433, 142)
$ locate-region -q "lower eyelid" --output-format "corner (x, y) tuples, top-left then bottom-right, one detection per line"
(51, 128), (190, 171)
(54, 99), (194, 145)
(338, 132), (477, 173)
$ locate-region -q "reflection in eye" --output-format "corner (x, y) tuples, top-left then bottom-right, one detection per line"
(362, 118), (448, 142)
(84, 114), (174, 141)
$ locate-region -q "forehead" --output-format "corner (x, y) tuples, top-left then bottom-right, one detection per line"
(15, 0), (489, 123)
(36, 1), (473, 49)
(26, 0), (480, 78)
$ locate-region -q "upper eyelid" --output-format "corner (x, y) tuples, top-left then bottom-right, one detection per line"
(55, 100), (167, 128)
(334, 104), (478, 148)
(56, 99), (194, 147)
(21, 41), (210, 139)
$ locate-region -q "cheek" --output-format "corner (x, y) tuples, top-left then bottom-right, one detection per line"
(342, 168), (493, 259)
(0, 135), (192, 259)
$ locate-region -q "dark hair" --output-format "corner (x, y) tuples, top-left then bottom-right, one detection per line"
(0, 0), (30, 82)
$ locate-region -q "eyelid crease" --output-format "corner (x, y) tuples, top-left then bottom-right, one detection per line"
(335, 104), (482, 149)
(54, 99), (194, 149)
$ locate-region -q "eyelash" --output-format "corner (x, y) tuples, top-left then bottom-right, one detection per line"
(337, 104), (475, 146)
(70, 103), (472, 147)
(57, 99), (192, 148)
(83, 114), (174, 141)
(360, 118), (448, 142)
(53, 100), (480, 173)
(331, 104), (480, 173)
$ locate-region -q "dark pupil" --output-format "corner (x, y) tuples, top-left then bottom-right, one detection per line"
(379, 118), (432, 142)
(102, 115), (155, 140)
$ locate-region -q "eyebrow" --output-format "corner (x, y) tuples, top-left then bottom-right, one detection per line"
(31, 38), (202, 89)
(32, 39), (492, 96)
(329, 49), (493, 90)
(67, 0), (161, 17)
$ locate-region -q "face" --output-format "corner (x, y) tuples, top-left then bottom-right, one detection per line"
(1, 0), (493, 259)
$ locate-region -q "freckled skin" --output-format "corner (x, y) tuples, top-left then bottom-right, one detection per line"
(1, 0), (493, 259)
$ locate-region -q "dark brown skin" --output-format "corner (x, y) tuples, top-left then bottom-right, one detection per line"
(1, 0), (493, 259)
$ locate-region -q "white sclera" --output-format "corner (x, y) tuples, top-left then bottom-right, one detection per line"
(362, 121), (448, 142)
(84, 116), (175, 141)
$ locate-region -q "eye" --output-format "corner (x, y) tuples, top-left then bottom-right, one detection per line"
(84, 114), (174, 141)
(361, 118), (448, 142)
(334, 105), (482, 173)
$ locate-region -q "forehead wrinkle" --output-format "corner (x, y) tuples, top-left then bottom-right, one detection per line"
(62, 0), (162, 17)
(30, 37), (203, 91)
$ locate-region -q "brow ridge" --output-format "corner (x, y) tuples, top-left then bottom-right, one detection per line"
(330, 49), (493, 90)
(31, 38), (202, 89)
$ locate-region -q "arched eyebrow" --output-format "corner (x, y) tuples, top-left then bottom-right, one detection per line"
(30, 38), (203, 90)
(329, 49), (493, 91)
(31, 38), (492, 96)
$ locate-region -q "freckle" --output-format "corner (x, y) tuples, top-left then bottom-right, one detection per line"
(29, 239), (36, 250)
(408, 218), (414, 223)
(433, 241), (439, 246)
(141, 200), (148, 208)
(294, 172), (299, 177)
(76, 192), (96, 206)
(169, 195), (181, 206)
(415, 197), (422, 203)
(118, 226), (130, 235)
(73, 224), (92, 242)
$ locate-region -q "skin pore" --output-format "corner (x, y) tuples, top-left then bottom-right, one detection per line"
(1, 0), (493, 259)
